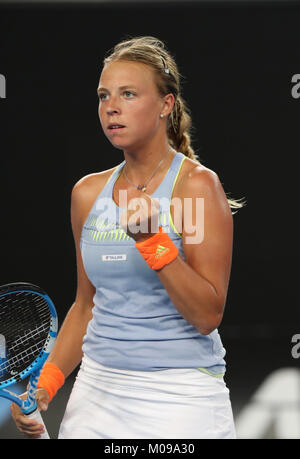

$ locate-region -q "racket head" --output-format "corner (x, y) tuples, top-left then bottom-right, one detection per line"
(0, 282), (57, 391)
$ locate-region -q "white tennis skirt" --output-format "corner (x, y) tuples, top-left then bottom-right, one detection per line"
(58, 354), (236, 439)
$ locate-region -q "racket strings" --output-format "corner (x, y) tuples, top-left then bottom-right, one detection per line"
(0, 323), (49, 371)
(0, 291), (51, 381)
(0, 338), (46, 373)
(10, 322), (49, 351)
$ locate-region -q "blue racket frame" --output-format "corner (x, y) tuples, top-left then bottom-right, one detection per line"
(0, 284), (58, 414)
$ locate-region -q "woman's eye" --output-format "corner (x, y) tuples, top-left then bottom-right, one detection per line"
(124, 91), (134, 98)
(98, 91), (135, 101)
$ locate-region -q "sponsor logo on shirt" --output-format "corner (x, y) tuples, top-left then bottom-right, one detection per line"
(102, 254), (127, 261)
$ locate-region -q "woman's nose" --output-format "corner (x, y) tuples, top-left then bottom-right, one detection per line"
(106, 95), (120, 115)
(107, 107), (119, 116)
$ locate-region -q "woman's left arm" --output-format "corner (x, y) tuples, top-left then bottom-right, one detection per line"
(156, 167), (233, 335)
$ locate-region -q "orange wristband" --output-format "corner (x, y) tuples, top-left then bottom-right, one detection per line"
(135, 226), (179, 270)
(37, 362), (65, 402)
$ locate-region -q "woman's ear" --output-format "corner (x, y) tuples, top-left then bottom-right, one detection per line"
(161, 93), (175, 118)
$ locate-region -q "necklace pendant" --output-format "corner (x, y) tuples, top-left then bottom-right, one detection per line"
(137, 185), (147, 192)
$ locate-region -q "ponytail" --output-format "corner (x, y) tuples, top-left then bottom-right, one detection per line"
(168, 95), (198, 162)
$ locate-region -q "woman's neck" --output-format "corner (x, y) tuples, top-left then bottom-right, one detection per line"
(123, 143), (173, 180)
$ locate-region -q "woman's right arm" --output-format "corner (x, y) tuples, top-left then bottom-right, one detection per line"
(47, 169), (115, 375)
(10, 172), (110, 436)
(46, 177), (97, 377)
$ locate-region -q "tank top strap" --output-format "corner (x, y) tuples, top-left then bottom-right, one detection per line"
(98, 161), (126, 200)
(153, 151), (186, 201)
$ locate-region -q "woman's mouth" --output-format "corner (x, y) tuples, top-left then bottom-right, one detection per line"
(108, 124), (126, 131)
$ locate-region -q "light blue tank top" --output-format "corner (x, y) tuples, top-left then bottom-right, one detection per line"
(80, 152), (226, 376)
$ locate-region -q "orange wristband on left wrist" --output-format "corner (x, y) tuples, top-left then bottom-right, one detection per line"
(135, 226), (179, 270)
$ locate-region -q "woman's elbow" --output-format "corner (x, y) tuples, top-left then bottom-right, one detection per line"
(197, 310), (224, 336)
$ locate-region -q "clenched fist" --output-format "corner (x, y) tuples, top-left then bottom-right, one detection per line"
(120, 193), (160, 243)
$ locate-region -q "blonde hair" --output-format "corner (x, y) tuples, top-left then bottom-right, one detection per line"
(103, 36), (245, 213)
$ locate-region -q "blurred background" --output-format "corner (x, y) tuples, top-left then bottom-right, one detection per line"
(0, 0), (299, 439)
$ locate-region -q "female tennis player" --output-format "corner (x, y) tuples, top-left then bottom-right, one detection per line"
(11, 36), (243, 439)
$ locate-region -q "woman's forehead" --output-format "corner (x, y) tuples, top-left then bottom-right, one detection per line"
(99, 60), (156, 89)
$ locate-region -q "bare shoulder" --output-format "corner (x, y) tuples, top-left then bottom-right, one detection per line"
(71, 166), (118, 228)
(175, 157), (232, 215)
(176, 158), (219, 194)
(72, 166), (117, 197)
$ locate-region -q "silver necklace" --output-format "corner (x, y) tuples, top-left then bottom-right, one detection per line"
(122, 147), (171, 193)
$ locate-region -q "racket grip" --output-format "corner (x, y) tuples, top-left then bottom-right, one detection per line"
(26, 409), (50, 439)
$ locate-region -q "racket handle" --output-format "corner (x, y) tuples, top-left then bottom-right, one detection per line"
(26, 409), (50, 439)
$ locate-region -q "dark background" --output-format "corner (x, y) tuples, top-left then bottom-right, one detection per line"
(0, 0), (299, 439)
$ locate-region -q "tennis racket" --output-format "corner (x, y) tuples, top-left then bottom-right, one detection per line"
(0, 282), (58, 439)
